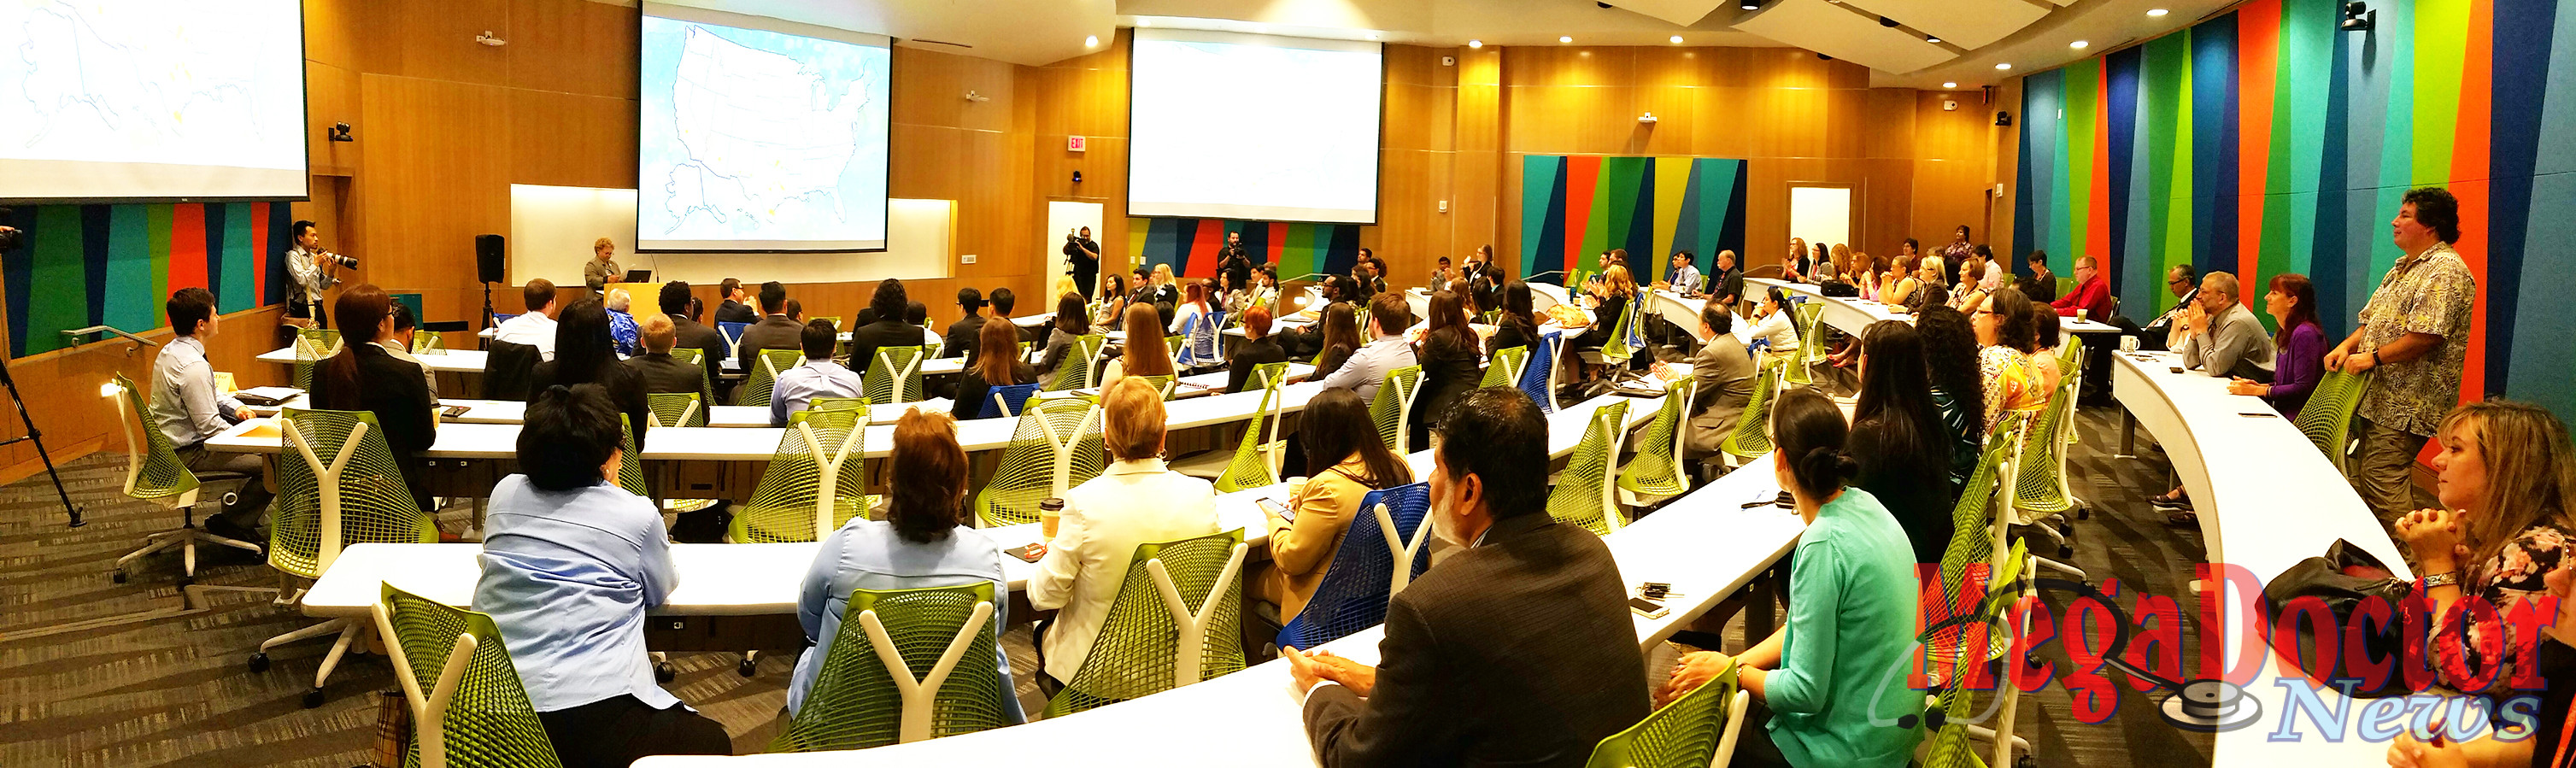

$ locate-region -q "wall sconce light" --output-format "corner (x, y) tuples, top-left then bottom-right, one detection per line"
(2339, 2), (2375, 31)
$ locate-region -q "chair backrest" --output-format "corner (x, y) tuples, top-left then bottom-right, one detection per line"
(770, 582), (1008, 752)
(1717, 362), (1781, 460)
(1162, 335), (1186, 369)
(667, 346), (714, 396)
(647, 392), (706, 428)
(2006, 384), (2075, 516)
(1133, 373), (1180, 402)
(2294, 370), (2371, 474)
(1244, 361), (1294, 394)
(810, 316), (842, 332)
(717, 320), (751, 351)
(1617, 377), (1698, 500)
(979, 383), (1042, 419)
(616, 415), (648, 499)
(478, 340), (541, 402)
(373, 583), (563, 768)
(1276, 482), (1433, 649)
(729, 408), (872, 542)
(294, 328), (342, 390)
(1480, 345), (1530, 390)
(1213, 376), (1290, 493)
(1599, 302), (1638, 363)
(271, 408), (440, 578)
(1042, 334), (1110, 393)
(1581, 662), (1740, 768)
(809, 396), (871, 413)
(866, 345), (929, 405)
(1368, 365), (1425, 451)
(738, 349), (804, 407)
(1794, 302), (1828, 362)
(1546, 401), (1632, 535)
(1180, 311), (1225, 368)
(973, 396), (1105, 526)
(1518, 334), (1559, 413)
(412, 331), (446, 355)
(1042, 529), (1249, 718)
(109, 373), (201, 504)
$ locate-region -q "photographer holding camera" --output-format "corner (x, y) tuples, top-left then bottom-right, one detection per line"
(285, 220), (354, 329)
(1064, 226), (1100, 299)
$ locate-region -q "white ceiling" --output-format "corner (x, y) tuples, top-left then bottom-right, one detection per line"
(639, 0), (2246, 89)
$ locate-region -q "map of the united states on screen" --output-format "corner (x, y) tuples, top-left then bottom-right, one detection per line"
(638, 16), (889, 249)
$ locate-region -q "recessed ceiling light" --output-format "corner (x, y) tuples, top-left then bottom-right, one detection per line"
(1468, 39), (1483, 49)
(1942, 81), (1957, 89)
(1560, 35), (1574, 44)
(1670, 35), (1684, 44)
(1995, 62), (2013, 70)
(2147, 8), (2169, 15)
(1085, 35), (1100, 48)
(2069, 39), (2089, 49)
(1926, 35), (1941, 43)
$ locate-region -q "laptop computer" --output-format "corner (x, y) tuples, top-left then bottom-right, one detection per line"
(623, 268), (654, 284)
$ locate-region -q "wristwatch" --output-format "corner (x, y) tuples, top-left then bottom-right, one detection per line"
(2421, 572), (2460, 589)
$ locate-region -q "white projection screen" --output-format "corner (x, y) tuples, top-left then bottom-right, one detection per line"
(0, 0), (308, 202)
(637, 3), (891, 251)
(1129, 29), (1382, 224)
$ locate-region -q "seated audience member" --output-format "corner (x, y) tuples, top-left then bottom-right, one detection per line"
(382, 302), (440, 405)
(1712, 250), (1746, 308)
(714, 278), (757, 325)
(1036, 292), (1093, 387)
(1968, 289), (2053, 435)
(1747, 286), (1802, 366)
(1254, 388), (1413, 624)
(1307, 303), (1364, 381)
(789, 408), (1023, 723)
(493, 278), (562, 361)
(2019, 251), (2060, 303)
(625, 314), (717, 413)
(1025, 377), (1221, 689)
(989, 287), (1037, 344)
(903, 301), (929, 328)
(1846, 321), (1956, 566)
(1895, 255), (1949, 314)
(1975, 244), (2005, 293)
(769, 320), (866, 426)
(1316, 294), (1417, 401)
(1099, 302), (1177, 391)
(2050, 255), (2115, 320)
(1286, 387), (1648, 766)
(658, 281), (731, 395)
(2229, 273), (2327, 416)
(952, 319), (1037, 420)
(1915, 305), (1987, 492)
(2176, 271), (2276, 382)
(1883, 255), (1920, 308)
(735, 281), (803, 376)
(473, 384), (730, 766)
(1486, 280), (1543, 358)
(1094, 273), (1132, 328)
(602, 288), (641, 357)
(784, 298), (805, 323)
(942, 287), (987, 361)
(847, 279), (924, 376)
(1411, 290), (1481, 448)
(1666, 250), (1705, 296)
(1171, 279), (1223, 371)
(1658, 387), (1926, 768)
(309, 284), (440, 513)
(1226, 306), (1292, 394)
(2145, 265), (2201, 350)
(532, 299), (654, 452)
(1568, 265), (1635, 357)
(1951, 259), (1986, 309)
(151, 287), (273, 538)
(1681, 300), (1757, 460)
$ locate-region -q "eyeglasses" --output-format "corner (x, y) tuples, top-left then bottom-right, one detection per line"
(2168, 278), (2190, 287)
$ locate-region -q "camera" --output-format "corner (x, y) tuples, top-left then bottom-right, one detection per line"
(0, 226), (19, 253)
(328, 253), (358, 268)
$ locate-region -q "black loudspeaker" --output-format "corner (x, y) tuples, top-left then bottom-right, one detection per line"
(475, 234), (505, 284)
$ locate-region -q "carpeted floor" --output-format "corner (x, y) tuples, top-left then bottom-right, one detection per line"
(0, 406), (2216, 767)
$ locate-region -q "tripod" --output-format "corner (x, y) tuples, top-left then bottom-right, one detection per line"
(0, 345), (82, 527)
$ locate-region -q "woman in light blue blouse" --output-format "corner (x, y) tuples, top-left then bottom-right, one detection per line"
(789, 407), (1024, 723)
(473, 384), (730, 767)
(1656, 387), (1925, 768)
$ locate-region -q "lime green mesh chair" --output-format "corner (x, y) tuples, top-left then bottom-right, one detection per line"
(809, 396), (871, 413)
(2004, 378), (2084, 566)
(411, 331), (447, 355)
(1162, 335), (1185, 368)
(1783, 302), (1827, 387)
(866, 345), (929, 405)
(667, 347), (715, 399)
(1134, 372), (1179, 401)
(810, 316), (842, 332)
(648, 392), (707, 429)
(1617, 377), (1697, 506)
(728, 407), (875, 543)
(372, 583), (563, 768)
(1042, 529), (1249, 718)
(1479, 345), (1530, 390)
(2295, 370), (2371, 475)
(1368, 365), (1425, 453)
(1545, 400), (1630, 535)
(1922, 434), (2014, 684)
(616, 415), (648, 499)
(1244, 360), (1295, 393)
(293, 328), (342, 390)
(1716, 362), (1782, 467)
(973, 396), (1105, 526)
(1919, 538), (2035, 768)
(1581, 661), (1747, 768)
(255, 407), (441, 706)
(107, 374), (262, 583)
(770, 583), (1009, 752)
(1214, 370), (1293, 492)
(1044, 334), (1110, 393)
(737, 349), (802, 407)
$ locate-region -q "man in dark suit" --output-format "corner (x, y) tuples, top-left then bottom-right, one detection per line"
(942, 287), (988, 361)
(625, 314), (718, 415)
(713, 278), (757, 325)
(848, 278), (929, 379)
(1285, 386), (1649, 768)
(656, 282), (729, 393)
(733, 281), (803, 379)
(1218, 230), (1256, 293)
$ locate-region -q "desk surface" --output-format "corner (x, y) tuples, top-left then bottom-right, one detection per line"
(1745, 278), (2120, 335)
(258, 346), (489, 373)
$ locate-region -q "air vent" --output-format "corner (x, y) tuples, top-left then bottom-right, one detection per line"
(911, 38), (973, 49)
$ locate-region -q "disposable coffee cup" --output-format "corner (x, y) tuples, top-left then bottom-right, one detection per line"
(2076, 308), (2090, 321)
(1040, 498), (1065, 539)
(1284, 477), (1309, 504)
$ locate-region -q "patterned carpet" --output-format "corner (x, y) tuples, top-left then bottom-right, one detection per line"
(0, 407), (2215, 767)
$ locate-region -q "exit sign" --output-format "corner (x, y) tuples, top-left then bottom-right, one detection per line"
(1067, 135), (1088, 152)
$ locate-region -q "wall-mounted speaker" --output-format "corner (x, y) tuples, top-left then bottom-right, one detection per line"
(475, 234), (505, 284)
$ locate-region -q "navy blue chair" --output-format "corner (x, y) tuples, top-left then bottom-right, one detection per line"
(1518, 332), (1559, 413)
(1276, 482), (1433, 650)
(978, 383), (1042, 419)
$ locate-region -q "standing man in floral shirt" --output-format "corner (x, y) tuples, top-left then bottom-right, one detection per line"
(2324, 187), (2478, 525)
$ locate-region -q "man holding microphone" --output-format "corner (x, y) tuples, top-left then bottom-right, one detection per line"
(284, 220), (352, 329)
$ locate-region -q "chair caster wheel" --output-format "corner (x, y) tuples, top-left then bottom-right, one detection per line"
(302, 688), (326, 709)
(656, 662), (677, 683)
(248, 653), (272, 672)
(2058, 545), (2074, 560)
(112, 571), (128, 583)
(2016, 755), (2038, 768)
(2075, 506), (2091, 520)
(222, 491), (240, 507)
(738, 658), (758, 677)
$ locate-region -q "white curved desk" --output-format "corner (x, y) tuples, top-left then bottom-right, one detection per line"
(1744, 278), (2121, 337)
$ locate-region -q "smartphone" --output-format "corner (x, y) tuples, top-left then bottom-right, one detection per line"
(2239, 412), (2277, 419)
(2168, 366), (2186, 374)
(1257, 496), (1295, 522)
(440, 405), (472, 419)
(1628, 596), (1669, 619)
(1003, 545), (1042, 563)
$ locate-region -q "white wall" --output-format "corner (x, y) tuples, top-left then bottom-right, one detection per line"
(1787, 185), (1853, 252)
(507, 184), (954, 287)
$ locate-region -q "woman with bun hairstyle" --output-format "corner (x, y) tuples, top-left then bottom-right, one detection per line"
(1653, 387), (1924, 768)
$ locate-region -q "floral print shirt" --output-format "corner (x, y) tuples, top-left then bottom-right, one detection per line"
(2431, 521), (2574, 696)
(2356, 242), (2476, 437)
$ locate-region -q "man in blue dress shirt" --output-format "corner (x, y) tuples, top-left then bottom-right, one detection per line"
(769, 320), (867, 425)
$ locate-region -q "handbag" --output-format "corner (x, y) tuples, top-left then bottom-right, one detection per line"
(2261, 539), (2418, 698)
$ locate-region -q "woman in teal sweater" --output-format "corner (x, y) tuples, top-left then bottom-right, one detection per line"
(1658, 387), (1925, 768)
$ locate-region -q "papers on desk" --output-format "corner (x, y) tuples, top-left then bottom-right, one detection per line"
(234, 386), (304, 406)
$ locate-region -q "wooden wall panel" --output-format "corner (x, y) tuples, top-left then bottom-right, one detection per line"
(356, 74), (512, 303)
(306, 62), (365, 177)
(508, 90), (638, 190)
(508, 0), (637, 98)
(359, 0), (513, 86)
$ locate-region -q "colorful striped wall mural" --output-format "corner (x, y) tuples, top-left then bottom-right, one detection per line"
(1125, 218), (1364, 284)
(2, 203), (294, 358)
(2013, 0), (2576, 419)
(1520, 155), (1749, 285)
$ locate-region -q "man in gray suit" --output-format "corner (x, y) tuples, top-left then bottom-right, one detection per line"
(1684, 300), (1759, 460)
(733, 281), (804, 380)
(2176, 271), (2275, 382)
(1285, 387), (1649, 768)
